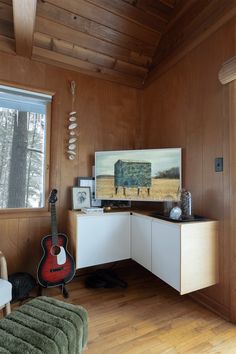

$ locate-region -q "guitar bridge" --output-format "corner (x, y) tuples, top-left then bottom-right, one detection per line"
(50, 267), (63, 272)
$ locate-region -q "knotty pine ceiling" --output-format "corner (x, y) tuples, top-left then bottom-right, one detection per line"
(0, 0), (235, 88)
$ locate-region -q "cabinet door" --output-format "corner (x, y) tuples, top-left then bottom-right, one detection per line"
(77, 214), (130, 268)
(151, 221), (180, 291)
(131, 215), (151, 271)
(180, 222), (219, 294)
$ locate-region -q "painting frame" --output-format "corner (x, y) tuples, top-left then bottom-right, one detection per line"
(95, 148), (182, 202)
(72, 186), (91, 210)
(77, 176), (102, 207)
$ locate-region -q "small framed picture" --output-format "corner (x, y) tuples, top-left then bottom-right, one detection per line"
(77, 176), (102, 207)
(77, 177), (94, 193)
(72, 187), (91, 210)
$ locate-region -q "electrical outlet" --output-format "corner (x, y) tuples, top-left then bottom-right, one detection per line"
(215, 157), (223, 172)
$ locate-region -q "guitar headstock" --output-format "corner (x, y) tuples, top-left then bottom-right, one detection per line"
(49, 189), (58, 204)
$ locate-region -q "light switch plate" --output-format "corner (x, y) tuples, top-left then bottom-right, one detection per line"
(215, 157), (223, 172)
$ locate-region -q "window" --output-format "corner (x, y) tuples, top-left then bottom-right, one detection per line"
(0, 85), (52, 209)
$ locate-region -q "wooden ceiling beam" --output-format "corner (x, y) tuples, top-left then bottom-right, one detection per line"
(32, 46), (144, 88)
(34, 32), (148, 78)
(35, 17), (151, 67)
(115, 59), (147, 77)
(12, 0), (37, 57)
(34, 32), (115, 68)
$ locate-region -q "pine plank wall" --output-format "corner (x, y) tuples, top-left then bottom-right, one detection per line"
(0, 17), (235, 322)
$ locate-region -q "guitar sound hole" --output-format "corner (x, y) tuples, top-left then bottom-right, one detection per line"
(51, 245), (61, 256)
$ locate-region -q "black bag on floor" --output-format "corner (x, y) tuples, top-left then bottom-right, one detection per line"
(8, 272), (36, 301)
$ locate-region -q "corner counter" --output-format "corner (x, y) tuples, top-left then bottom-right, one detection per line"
(67, 210), (219, 295)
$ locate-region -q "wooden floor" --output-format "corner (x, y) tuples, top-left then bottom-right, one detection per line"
(10, 263), (236, 353)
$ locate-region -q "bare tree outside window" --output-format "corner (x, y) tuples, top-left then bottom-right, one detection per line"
(0, 106), (47, 209)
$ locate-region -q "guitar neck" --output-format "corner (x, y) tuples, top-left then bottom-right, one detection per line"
(50, 203), (58, 245)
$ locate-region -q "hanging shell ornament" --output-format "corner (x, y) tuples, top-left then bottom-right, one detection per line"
(68, 143), (76, 150)
(67, 150), (76, 155)
(69, 137), (77, 144)
(67, 111), (78, 159)
(68, 122), (77, 129)
(69, 116), (77, 122)
(67, 80), (78, 160)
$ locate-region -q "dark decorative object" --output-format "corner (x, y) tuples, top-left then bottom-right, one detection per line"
(85, 269), (127, 289)
(8, 272), (36, 301)
(180, 189), (192, 216)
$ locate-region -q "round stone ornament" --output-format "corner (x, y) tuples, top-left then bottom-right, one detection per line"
(169, 206), (182, 220)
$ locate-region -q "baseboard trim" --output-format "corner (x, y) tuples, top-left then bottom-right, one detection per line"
(190, 291), (230, 321)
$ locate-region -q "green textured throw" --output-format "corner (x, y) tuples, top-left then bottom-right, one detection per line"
(0, 296), (88, 354)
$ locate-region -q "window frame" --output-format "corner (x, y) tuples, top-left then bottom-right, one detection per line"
(0, 81), (54, 218)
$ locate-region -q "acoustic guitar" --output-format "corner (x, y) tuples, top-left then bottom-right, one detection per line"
(37, 189), (75, 292)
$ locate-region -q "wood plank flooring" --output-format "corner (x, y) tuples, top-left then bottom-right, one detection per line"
(9, 263), (236, 353)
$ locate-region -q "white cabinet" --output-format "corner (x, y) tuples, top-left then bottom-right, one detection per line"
(131, 214), (152, 271)
(68, 210), (218, 295)
(151, 219), (219, 295)
(152, 221), (180, 291)
(68, 212), (130, 269)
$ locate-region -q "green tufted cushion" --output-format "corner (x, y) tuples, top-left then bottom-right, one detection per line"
(0, 296), (88, 354)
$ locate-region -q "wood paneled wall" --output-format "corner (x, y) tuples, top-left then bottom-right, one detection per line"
(0, 15), (235, 323)
(140, 19), (235, 320)
(0, 52), (141, 276)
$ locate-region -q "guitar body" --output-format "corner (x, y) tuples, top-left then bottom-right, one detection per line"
(37, 233), (75, 288)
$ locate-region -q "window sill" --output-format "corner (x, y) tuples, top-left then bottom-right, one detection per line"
(0, 208), (50, 219)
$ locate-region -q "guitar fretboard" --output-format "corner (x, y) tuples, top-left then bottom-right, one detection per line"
(50, 203), (58, 245)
